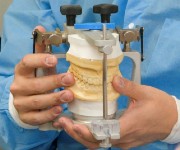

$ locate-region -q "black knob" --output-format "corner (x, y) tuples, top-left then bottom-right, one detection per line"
(93, 4), (118, 23)
(60, 5), (82, 26)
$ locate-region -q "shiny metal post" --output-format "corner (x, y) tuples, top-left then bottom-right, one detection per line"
(101, 24), (111, 148)
(102, 24), (108, 120)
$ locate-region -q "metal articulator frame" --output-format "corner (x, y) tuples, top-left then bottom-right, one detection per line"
(32, 22), (143, 149)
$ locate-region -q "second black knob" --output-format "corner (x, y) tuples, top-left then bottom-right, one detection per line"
(93, 4), (118, 23)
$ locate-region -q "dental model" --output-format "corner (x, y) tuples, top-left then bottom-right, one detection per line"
(66, 33), (123, 119)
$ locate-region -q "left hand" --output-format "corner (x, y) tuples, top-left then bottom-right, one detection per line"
(53, 76), (178, 149)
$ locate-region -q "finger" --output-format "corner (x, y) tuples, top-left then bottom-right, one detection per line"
(56, 117), (100, 149)
(112, 76), (150, 100)
(11, 73), (75, 95)
(73, 124), (98, 143)
(14, 90), (74, 111)
(19, 105), (62, 125)
(34, 26), (46, 53)
(15, 53), (57, 76)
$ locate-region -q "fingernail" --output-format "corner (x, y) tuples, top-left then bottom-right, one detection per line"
(60, 91), (72, 102)
(45, 55), (56, 66)
(115, 76), (125, 88)
(53, 106), (61, 114)
(61, 73), (74, 86)
(53, 121), (60, 128)
(60, 119), (65, 127)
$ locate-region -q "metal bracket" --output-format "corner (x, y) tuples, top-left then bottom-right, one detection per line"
(91, 119), (120, 148)
(123, 51), (141, 84)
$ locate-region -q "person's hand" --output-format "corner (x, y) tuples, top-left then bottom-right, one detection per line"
(53, 76), (178, 149)
(10, 26), (75, 126)
(112, 76), (177, 149)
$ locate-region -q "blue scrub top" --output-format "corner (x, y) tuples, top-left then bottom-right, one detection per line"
(0, 0), (180, 149)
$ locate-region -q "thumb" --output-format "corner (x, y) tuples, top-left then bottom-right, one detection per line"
(34, 25), (46, 53)
(112, 76), (148, 100)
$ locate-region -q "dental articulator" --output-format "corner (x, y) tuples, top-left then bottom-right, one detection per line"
(32, 4), (144, 148)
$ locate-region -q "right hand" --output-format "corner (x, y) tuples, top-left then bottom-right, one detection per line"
(10, 26), (75, 126)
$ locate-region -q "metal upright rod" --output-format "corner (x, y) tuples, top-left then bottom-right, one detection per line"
(101, 24), (111, 149)
(102, 24), (108, 120)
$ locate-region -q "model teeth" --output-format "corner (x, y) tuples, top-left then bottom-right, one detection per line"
(66, 53), (123, 101)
